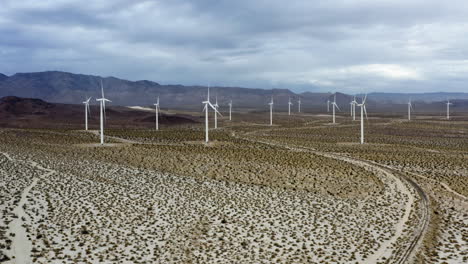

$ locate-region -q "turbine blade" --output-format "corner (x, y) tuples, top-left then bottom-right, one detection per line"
(364, 105), (368, 120)
(208, 102), (223, 116)
(215, 107), (223, 117)
(103, 101), (107, 123)
(100, 79), (104, 98)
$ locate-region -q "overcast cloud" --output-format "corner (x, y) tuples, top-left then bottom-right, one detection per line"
(1, 0), (468, 93)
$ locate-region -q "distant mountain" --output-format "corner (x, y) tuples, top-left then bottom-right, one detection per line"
(0, 96), (198, 129)
(1, 71), (468, 112)
(364, 92), (468, 104)
(0, 71), (298, 110)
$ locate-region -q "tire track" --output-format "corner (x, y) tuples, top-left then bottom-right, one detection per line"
(234, 131), (430, 263)
(2, 152), (55, 264)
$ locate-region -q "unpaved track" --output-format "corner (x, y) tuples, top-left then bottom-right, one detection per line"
(85, 130), (139, 144)
(8, 178), (38, 264)
(394, 175), (429, 264)
(235, 130), (430, 263)
(2, 153), (55, 264)
(83, 127), (430, 263)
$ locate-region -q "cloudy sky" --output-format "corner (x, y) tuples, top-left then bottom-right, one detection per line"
(1, 0), (468, 93)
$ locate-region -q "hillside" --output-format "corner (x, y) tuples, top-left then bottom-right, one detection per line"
(0, 96), (198, 129)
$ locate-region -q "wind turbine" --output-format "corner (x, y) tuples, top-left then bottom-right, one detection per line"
(202, 87), (222, 143)
(154, 96), (160, 130)
(298, 98), (301, 113)
(327, 99), (330, 112)
(83, 97), (91, 131)
(96, 80), (111, 145)
(288, 97), (293, 116)
(407, 99), (413, 121)
(357, 95), (368, 144)
(350, 96), (358, 121)
(331, 94), (340, 124)
(228, 100), (232, 121)
(214, 95), (220, 129)
(269, 96), (274, 126)
(446, 99), (453, 120)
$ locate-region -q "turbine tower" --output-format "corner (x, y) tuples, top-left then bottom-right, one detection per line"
(357, 95), (368, 144)
(214, 95), (219, 129)
(350, 96), (357, 121)
(228, 100), (232, 121)
(288, 97), (293, 116)
(83, 97), (91, 131)
(154, 96), (160, 130)
(298, 98), (301, 113)
(269, 96), (274, 126)
(446, 100), (453, 120)
(408, 99), (413, 121)
(96, 80), (111, 145)
(202, 88), (222, 143)
(331, 94), (340, 124)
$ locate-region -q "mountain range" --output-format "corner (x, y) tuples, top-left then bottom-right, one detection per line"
(0, 71), (467, 112)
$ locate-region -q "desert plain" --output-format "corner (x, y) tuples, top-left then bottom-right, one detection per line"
(0, 111), (467, 263)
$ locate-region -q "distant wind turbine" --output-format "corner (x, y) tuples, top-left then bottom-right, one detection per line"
(228, 100), (232, 121)
(83, 97), (91, 131)
(331, 94), (340, 124)
(298, 98), (301, 113)
(350, 96), (357, 121)
(269, 96), (274, 126)
(288, 97), (293, 116)
(214, 95), (219, 129)
(202, 87), (222, 143)
(357, 95), (368, 144)
(408, 99), (413, 121)
(446, 99), (453, 120)
(96, 80), (111, 145)
(154, 96), (160, 130)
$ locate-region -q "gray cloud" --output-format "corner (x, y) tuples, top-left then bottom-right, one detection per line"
(1, 0), (468, 93)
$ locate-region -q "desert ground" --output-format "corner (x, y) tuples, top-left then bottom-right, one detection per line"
(0, 111), (467, 263)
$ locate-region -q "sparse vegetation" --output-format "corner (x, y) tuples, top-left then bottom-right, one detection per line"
(0, 113), (466, 263)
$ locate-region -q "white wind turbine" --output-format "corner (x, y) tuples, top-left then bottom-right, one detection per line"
(298, 98), (301, 113)
(331, 94), (340, 124)
(446, 99), (453, 120)
(269, 96), (274, 126)
(154, 96), (160, 130)
(288, 97), (293, 115)
(83, 97), (91, 131)
(202, 87), (222, 143)
(407, 99), (413, 121)
(96, 80), (111, 145)
(327, 99), (330, 112)
(228, 100), (232, 121)
(214, 95), (220, 129)
(357, 95), (368, 144)
(350, 96), (358, 121)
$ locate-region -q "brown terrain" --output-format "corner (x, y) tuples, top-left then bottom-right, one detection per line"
(0, 96), (199, 129)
